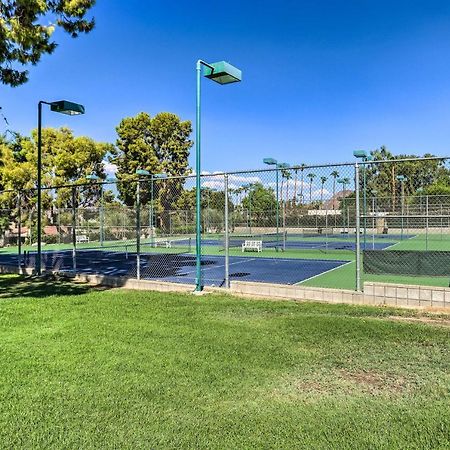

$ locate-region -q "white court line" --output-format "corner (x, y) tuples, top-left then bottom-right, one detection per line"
(294, 261), (354, 285)
(174, 254), (348, 278)
(382, 241), (403, 250)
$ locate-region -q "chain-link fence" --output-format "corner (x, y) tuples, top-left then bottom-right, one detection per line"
(0, 156), (449, 291)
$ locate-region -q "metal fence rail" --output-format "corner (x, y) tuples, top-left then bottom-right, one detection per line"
(0, 156), (449, 291)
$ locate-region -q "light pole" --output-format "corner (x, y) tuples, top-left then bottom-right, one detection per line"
(264, 158), (288, 250)
(136, 169), (151, 280)
(396, 175), (407, 240)
(278, 163), (290, 247)
(195, 60), (242, 291)
(371, 189), (377, 249)
(36, 100), (85, 275)
(353, 150), (372, 248)
(263, 158), (279, 243)
(337, 178), (350, 234)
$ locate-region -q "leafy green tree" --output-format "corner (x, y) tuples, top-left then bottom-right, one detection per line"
(0, 0), (95, 86)
(0, 128), (111, 243)
(241, 183), (276, 225)
(112, 112), (193, 208)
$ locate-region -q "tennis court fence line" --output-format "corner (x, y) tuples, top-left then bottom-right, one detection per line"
(0, 156), (450, 291)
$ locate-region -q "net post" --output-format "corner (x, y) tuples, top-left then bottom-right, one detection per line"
(71, 186), (77, 272)
(355, 163), (362, 291)
(224, 174), (230, 288)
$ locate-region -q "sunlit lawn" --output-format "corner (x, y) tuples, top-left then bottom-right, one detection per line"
(0, 275), (449, 449)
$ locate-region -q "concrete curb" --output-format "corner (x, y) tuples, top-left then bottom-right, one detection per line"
(0, 264), (448, 309)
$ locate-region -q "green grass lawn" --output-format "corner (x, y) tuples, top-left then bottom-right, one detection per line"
(0, 275), (449, 449)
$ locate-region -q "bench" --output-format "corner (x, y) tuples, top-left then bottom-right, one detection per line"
(242, 240), (262, 253)
(153, 239), (172, 248)
(76, 235), (89, 244)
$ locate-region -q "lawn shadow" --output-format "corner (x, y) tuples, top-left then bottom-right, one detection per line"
(0, 274), (111, 299)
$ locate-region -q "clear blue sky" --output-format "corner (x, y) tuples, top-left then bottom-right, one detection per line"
(3, 0), (450, 172)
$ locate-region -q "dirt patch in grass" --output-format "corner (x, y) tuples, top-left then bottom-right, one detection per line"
(339, 369), (409, 395)
(271, 369), (411, 401)
(388, 315), (450, 327)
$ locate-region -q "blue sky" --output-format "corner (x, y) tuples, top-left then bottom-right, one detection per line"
(3, 0), (450, 173)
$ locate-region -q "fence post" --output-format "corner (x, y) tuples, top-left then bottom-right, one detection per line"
(426, 194), (429, 250)
(372, 195), (376, 250)
(136, 180), (141, 280)
(355, 163), (362, 291)
(17, 192), (22, 270)
(224, 174), (230, 289)
(71, 186), (77, 272)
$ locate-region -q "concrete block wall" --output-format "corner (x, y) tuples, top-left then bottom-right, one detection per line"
(0, 263), (448, 310)
(364, 282), (449, 309)
(231, 281), (450, 309)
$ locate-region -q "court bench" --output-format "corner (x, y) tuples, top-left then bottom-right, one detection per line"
(242, 240), (263, 252)
(76, 235), (89, 244)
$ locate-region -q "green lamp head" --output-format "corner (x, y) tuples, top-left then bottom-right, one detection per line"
(50, 100), (85, 116)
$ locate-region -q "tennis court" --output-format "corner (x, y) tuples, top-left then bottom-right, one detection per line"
(201, 238), (394, 251)
(0, 247), (350, 287)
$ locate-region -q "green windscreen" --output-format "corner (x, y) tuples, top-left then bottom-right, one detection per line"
(363, 250), (450, 277)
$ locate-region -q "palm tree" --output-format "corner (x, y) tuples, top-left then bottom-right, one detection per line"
(320, 176), (327, 207)
(293, 167), (299, 206)
(330, 170), (339, 209)
(284, 170), (292, 208)
(299, 164), (307, 205)
(330, 170), (339, 226)
(307, 173), (316, 204)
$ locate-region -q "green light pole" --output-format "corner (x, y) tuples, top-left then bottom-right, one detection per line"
(263, 159), (289, 250)
(36, 100), (85, 275)
(337, 178), (350, 233)
(278, 163), (290, 249)
(396, 175), (407, 240)
(136, 169), (151, 279)
(263, 158), (279, 249)
(353, 150), (372, 248)
(195, 60), (242, 291)
(371, 189), (378, 249)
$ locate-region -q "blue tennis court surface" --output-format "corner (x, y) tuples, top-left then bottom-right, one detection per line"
(0, 249), (350, 286)
(200, 238), (394, 251)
